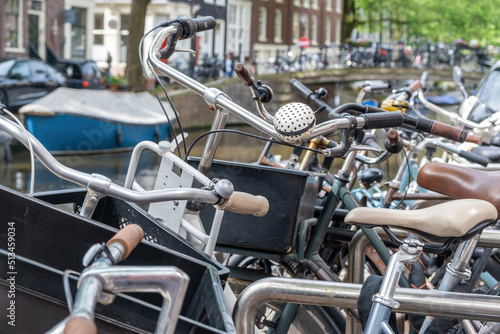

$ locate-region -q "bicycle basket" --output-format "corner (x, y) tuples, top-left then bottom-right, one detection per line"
(189, 158), (323, 254)
(0, 186), (234, 333)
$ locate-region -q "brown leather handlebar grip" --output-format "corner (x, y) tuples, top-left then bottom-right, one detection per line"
(64, 316), (97, 334)
(234, 63), (256, 86)
(465, 132), (482, 145)
(408, 80), (422, 92)
(430, 121), (468, 143)
(216, 192), (269, 217)
(106, 224), (144, 261)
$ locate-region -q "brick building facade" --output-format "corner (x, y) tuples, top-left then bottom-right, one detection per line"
(0, 0), (65, 61)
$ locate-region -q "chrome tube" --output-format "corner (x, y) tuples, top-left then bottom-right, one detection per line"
(198, 108), (229, 175)
(233, 277), (500, 334)
(106, 184), (220, 204)
(148, 27), (374, 143)
(418, 91), (489, 129)
(81, 266), (189, 334)
(0, 114), (90, 187)
(124, 141), (170, 189)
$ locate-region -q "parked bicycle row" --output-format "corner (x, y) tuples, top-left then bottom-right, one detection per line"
(2, 16), (500, 334)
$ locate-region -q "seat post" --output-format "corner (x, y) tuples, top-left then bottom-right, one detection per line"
(420, 234), (481, 333)
(364, 238), (424, 334)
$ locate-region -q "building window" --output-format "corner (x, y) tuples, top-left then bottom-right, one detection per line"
(292, 12), (300, 42)
(303, 0), (310, 8)
(94, 35), (104, 45)
(228, 4), (236, 24)
(258, 7), (267, 42)
(302, 14), (309, 39)
(120, 14), (130, 62)
(311, 15), (318, 44)
(335, 19), (341, 44)
(120, 14), (130, 31)
(336, 0), (342, 13)
(326, 0), (333, 11)
(294, 0), (301, 7)
(312, 0), (319, 9)
(71, 7), (87, 58)
(325, 17), (332, 45)
(274, 9), (282, 43)
(95, 13), (104, 29)
(5, 0), (23, 49)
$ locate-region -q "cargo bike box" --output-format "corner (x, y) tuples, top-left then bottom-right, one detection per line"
(0, 185), (234, 333)
(188, 158), (323, 254)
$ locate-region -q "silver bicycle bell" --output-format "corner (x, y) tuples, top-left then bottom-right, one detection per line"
(273, 102), (316, 145)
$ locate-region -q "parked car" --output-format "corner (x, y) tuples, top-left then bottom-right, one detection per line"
(0, 58), (66, 110)
(56, 59), (104, 89)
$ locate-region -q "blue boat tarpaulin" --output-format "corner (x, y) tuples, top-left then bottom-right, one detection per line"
(19, 87), (176, 125)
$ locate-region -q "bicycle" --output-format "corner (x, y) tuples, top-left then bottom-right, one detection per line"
(144, 16), (497, 334)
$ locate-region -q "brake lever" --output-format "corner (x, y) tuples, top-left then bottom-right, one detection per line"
(173, 48), (197, 56)
(322, 115), (357, 158)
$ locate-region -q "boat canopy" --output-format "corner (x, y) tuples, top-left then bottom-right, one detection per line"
(19, 87), (176, 125)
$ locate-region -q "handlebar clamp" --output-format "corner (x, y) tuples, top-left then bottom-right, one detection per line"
(322, 115), (357, 157)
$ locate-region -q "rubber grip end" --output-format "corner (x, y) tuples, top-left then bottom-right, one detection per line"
(465, 132), (482, 145)
(234, 63), (256, 86)
(106, 224), (144, 261)
(64, 316), (97, 334)
(408, 80), (422, 92)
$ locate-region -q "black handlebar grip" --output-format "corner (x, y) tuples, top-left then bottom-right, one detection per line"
(458, 150), (490, 167)
(193, 16), (216, 33)
(403, 115), (433, 133)
(290, 78), (314, 99)
(361, 112), (404, 129)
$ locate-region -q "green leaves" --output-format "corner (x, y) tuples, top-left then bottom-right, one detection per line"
(352, 0), (500, 45)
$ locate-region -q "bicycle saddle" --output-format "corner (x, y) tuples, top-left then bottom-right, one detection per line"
(359, 168), (384, 188)
(417, 162), (500, 216)
(344, 199), (497, 244)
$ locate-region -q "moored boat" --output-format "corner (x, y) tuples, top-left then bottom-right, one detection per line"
(19, 87), (175, 154)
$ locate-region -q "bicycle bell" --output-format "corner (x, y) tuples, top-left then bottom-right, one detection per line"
(273, 102), (316, 145)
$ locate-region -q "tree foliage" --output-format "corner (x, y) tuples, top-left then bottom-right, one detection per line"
(348, 0), (500, 45)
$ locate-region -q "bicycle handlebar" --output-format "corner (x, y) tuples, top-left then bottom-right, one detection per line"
(0, 114), (269, 216)
(289, 78), (336, 116)
(62, 224), (191, 334)
(63, 224), (144, 334)
(417, 91), (490, 130)
(416, 138), (489, 166)
(148, 18), (479, 152)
